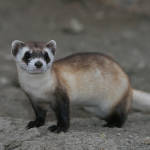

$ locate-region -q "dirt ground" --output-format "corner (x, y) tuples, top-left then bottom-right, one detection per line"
(0, 0), (150, 149)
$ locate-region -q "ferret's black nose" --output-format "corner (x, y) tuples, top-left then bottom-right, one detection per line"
(35, 61), (43, 68)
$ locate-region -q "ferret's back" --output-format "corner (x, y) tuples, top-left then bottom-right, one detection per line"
(54, 53), (130, 105)
(54, 52), (126, 76)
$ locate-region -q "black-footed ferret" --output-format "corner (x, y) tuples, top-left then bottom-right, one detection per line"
(11, 40), (150, 133)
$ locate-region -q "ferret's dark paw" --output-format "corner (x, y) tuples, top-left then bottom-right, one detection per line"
(103, 123), (115, 128)
(103, 123), (121, 128)
(48, 125), (58, 132)
(26, 120), (44, 129)
(48, 125), (68, 133)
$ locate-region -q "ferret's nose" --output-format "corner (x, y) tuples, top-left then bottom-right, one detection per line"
(35, 61), (43, 68)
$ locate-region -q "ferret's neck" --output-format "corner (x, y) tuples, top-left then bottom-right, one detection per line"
(16, 64), (57, 89)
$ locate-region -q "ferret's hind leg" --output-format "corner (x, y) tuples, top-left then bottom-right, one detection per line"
(104, 90), (132, 128)
(103, 106), (127, 128)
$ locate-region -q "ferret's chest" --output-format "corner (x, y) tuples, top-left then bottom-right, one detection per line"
(21, 79), (50, 100)
(18, 71), (55, 101)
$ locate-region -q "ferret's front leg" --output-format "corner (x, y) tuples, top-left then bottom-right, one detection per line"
(48, 88), (70, 133)
(26, 98), (47, 129)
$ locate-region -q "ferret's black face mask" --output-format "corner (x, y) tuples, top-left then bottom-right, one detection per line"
(11, 40), (56, 74)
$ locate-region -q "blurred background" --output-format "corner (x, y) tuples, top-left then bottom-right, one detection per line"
(0, 0), (150, 118)
(0, 1), (150, 149)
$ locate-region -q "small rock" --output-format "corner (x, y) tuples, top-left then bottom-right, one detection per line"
(0, 77), (9, 85)
(63, 19), (84, 34)
(137, 61), (146, 69)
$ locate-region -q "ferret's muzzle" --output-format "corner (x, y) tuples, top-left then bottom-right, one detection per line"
(26, 58), (48, 74)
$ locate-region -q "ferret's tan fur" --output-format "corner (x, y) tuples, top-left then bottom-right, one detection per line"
(17, 53), (132, 119)
(12, 40), (150, 132)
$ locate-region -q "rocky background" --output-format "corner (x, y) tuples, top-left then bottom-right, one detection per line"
(0, 0), (150, 149)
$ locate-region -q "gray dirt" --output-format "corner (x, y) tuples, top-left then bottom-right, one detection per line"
(0, 0), (150, 149)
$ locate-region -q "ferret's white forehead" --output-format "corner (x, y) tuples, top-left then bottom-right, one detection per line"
(16, 46), (30, 61)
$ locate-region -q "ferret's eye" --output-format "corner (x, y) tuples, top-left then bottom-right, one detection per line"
(24, 52), (31, 60)
(44, 52), (50, 63)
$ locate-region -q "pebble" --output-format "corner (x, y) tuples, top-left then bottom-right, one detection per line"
(0, 77), (9, 85)
(63, 18), (84, 34)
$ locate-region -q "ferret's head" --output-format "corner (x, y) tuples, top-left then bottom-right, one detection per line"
(11, 40), (56, 74)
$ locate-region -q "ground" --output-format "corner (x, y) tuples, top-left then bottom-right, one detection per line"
(0, 0), (150, 150)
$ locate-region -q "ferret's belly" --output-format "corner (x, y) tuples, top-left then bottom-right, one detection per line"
(69, 94), (113, 118)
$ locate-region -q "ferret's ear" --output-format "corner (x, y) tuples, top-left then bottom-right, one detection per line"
(11, 40), (25, 57)
(46, 40), (56, 55)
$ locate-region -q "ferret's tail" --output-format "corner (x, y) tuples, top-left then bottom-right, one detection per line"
(132, 89), (150, 113)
